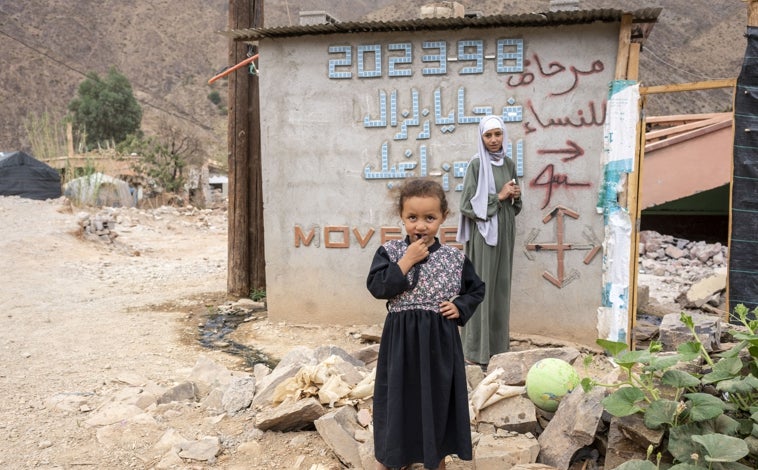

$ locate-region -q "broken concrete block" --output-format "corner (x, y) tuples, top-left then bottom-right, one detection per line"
(474, 432), (540, 469)
(255, 397), (327, 431)
(677, 272), (727, 308)
(487, 348), (581, 385)
(314, 405), (362, 468)
(478, 395), (538, 434)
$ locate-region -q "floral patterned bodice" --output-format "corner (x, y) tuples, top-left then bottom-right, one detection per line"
(382, 239), (464, 313)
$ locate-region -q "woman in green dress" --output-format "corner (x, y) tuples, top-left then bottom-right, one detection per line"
(456, 115), (522, 366)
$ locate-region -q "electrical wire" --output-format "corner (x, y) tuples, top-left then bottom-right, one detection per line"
(0, 27), (212, 131)
(642, 44), (721, 82)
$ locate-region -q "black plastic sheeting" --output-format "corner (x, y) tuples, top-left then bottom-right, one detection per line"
(730, 27), (758, 316)
(0, 151), (62, 200)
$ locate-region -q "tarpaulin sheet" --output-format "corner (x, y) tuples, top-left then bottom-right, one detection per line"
(0, 151), (62, 200)
(730, 26), (758, 315)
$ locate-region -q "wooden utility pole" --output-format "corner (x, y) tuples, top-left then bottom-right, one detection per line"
(750, 0), (758, 26)
(227, 0), (265, 297)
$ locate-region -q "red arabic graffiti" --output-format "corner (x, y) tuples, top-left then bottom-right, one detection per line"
(506, 54), (605, 96)
(530, 163), (592, 209)
(522, 99), (606, 134)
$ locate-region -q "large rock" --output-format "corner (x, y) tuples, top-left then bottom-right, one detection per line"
(477, 395), (538, 434)
(221, 376), (256, 414)
(659, 312), (721, 352)
(537, 377), (607, 469)
(487, 348), (581, 385)
(677, 271), (727, 308)
(255, 397), (327, 431)
(604, 414), (664, 469)
(474, 432), (540, 469)
(314, 405), (363, 468)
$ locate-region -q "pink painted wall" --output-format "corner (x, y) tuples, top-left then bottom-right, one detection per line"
(641, 119), (733, 209)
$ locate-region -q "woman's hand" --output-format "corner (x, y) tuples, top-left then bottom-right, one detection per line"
(439, 301), (460, 319)
(498, 179), (521, 201)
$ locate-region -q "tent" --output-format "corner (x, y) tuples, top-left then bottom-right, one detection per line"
(64, 172), (135, 207)
(0, 151), (62, 200)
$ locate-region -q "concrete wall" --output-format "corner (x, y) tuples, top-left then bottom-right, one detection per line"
(259, 22), (620, 345)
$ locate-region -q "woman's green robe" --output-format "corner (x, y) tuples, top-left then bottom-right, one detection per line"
(459, 156), (522, 364)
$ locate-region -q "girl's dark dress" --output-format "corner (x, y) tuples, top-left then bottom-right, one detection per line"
(367, 237), (485, 469)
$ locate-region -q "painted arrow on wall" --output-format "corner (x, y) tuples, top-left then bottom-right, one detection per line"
(524, 205), (601, 288)
(536, 139), (585, 162)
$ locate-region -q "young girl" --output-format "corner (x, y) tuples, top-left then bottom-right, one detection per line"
(367, 178), (485, 470)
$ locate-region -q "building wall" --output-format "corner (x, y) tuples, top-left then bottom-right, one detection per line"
(259, 22), (620, 345)
(642, 121), (733, 209)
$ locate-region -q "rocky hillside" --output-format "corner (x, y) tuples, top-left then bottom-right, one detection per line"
(0, 0), (747, 159)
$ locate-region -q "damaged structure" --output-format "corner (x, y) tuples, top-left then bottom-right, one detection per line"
(225, 6), (661, 347)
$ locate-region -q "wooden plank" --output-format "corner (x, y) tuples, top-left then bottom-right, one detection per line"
(640, 78), (737, 95)
(614, 14), (632, 80)
(645, 114), (732, 141)
(645, 119), (733, 152)
(627, 42), (640, 81)
(628, 99), (646, 350)
(645, 112), (732, 124)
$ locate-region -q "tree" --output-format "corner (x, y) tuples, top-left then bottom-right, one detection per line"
(118, 121), (202, 194)
(68, 67), (142, 148)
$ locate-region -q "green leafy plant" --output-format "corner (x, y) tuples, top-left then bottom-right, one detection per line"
(583, 304), (758, 469)
(249, 288), (266, 302)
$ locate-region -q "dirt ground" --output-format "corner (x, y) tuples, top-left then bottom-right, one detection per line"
(0, 195), (376, 469)
(0, 195), (688, 470)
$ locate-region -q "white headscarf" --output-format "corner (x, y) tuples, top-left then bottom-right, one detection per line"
(456, 115), (506, 246)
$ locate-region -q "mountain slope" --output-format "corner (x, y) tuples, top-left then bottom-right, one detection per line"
(0, 0), (747, 157)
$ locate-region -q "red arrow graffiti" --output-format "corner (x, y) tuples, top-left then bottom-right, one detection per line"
(537, 140), (585, 162)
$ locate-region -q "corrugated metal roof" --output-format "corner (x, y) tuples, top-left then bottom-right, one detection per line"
(223, 8), (661, 42)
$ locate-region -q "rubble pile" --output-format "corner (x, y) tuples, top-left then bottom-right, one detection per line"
(638, 230), (726, 281)
(637, 230), (728, 317)
(76, 211), (119, 243)
(48, 289), (738, 470)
